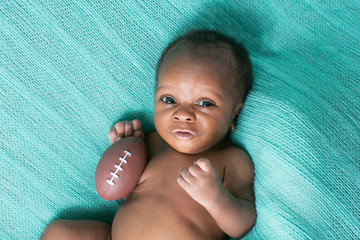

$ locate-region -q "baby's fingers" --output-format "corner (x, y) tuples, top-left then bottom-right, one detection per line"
(108, 120), (145, 144)
(108, 125), (118, 144)
(108, 121), (132, 143)
(132, 119), (145, 141)
(116, 121), (135, 140)
(132, 119), (142, 132)
(195, 158), (213, 173)
(177, 169), (194, 186)
(123, 121), (134, 138)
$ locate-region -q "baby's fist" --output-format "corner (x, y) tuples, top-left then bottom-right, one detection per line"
(177, 158), (225, 208)
(108, 119), (145, 144)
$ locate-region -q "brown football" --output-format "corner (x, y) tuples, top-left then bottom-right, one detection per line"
(95, 136), (147, 200)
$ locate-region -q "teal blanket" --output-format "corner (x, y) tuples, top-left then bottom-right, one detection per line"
(1, 1), (359, 239)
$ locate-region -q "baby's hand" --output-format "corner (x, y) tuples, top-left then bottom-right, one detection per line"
(108, 119), (145, 144)
(177, 158), (226, 209)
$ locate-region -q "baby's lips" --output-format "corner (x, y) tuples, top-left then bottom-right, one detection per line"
(172, 129), (196, 140)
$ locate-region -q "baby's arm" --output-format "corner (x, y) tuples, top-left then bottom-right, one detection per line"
(108, 119), (145, 143)
(40, 220), (111, 240)
(177, 150), (256, 238)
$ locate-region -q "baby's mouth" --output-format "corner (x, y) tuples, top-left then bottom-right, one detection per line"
(172, 130), (196, 140)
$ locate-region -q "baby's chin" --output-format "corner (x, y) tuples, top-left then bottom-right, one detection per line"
(170, 142), (212, 155)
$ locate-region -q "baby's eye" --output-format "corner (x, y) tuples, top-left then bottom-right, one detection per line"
(161, 96), (176, 104)
(197, 100), (215, 107)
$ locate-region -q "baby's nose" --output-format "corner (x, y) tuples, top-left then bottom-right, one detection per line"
(173, 108), (195, 123)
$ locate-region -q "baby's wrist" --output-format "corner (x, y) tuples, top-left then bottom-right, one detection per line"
(204, 186), (227, 210)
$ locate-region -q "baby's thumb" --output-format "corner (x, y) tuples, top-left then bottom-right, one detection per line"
(134, 130), (145, 141)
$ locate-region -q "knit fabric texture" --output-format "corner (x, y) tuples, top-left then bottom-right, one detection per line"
(1, 1), (359, 239)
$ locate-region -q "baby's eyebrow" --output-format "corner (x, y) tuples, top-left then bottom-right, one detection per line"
(155, 85), (169, 91)
(155, 83), (176, 91)
(166, 89), (222, 100)
(200, 90), (223, 100)
(156, 83), (224, 99)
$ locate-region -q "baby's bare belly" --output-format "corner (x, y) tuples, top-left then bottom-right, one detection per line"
(111, 180), (225, 240)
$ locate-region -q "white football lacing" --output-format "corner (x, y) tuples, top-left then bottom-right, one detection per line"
(106, 150), (132, 185)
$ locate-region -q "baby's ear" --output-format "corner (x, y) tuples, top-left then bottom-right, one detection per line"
(234, 102), (244, 117)
(231, 102), (244, 132)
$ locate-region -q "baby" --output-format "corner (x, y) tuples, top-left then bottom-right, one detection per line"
(41, 30), (256, 240)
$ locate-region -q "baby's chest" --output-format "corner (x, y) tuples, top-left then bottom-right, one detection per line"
(139, 151), (226, 187)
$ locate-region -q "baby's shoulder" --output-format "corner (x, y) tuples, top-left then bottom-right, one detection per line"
(221, 142), (252, 166)
(221, 143), (255, 201)
(221, 143), (254, 181)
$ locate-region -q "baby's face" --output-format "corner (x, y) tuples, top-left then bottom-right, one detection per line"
(154, 53), (242, 154)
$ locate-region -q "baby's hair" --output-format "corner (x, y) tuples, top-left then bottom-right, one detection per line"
(155, 29), (252, 103)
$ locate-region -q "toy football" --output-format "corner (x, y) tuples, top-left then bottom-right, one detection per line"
(95, 136), (147, 201)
